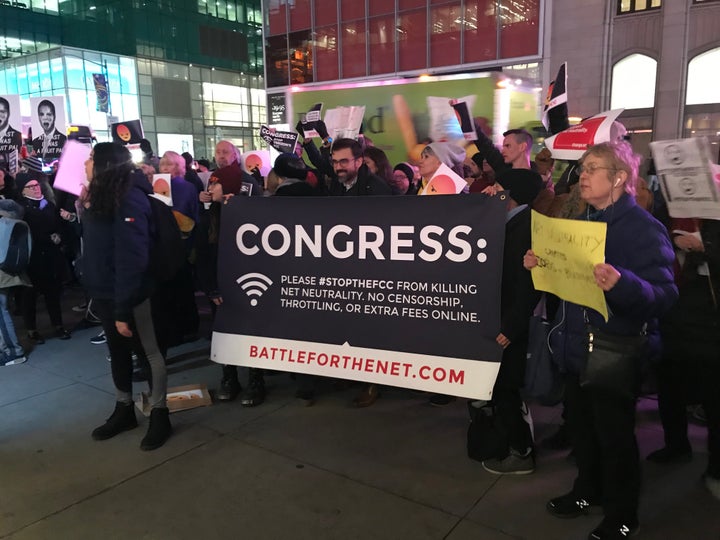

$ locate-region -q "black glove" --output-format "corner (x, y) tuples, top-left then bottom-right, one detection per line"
(250, 167), (262, 182)
(295, 120), (305, 138)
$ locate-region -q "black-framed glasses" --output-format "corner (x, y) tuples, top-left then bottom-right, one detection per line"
(331, 158), (357, 167)
(24, 183), (41, 189)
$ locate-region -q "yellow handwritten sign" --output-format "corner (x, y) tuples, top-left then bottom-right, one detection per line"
(531, 210), (609, 321)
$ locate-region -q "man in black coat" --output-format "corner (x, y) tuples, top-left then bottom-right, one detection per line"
(328, 138), (391, 197)
(481, 173), (543, 475)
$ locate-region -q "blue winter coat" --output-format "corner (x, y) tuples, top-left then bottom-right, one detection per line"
(549, 193), (678, 375)
(82, 170), (155, 322)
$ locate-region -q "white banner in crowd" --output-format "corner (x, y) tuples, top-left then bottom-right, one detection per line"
(649, 137), (720, 219)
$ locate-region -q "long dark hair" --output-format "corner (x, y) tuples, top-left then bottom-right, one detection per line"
(364, 146), (393, 185)
(86, 142), (136, 217)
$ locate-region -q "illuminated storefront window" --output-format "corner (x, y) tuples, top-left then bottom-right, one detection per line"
(610, 54), (657, 109)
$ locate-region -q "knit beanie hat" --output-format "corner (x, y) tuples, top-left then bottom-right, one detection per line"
(274, 153), (307, 181)
(426, 142), (466, 168)
(393, 162), (414, 183)
(14, 172), (39, 192)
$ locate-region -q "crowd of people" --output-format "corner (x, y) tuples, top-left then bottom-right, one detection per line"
(0, 117), (717, 540)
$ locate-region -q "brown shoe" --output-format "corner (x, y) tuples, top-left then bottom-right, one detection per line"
(353, 384), (379, 408)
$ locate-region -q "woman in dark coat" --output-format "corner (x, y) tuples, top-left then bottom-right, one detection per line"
(82, 142), (171, 451)
(525, 141), (678, 539)
(15, 172), (70, 342)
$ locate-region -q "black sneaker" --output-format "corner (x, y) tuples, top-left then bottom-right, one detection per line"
(588, 518), (638, 539)
(55, 327), (71, 340)
(547, 492), (600, 519)
(90, 331), (107, 345)
(646, 446), (692, 464)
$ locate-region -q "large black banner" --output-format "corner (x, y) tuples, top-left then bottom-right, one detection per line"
(212, 194), (507, 399)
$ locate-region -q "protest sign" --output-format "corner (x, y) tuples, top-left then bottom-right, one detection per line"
(300, 103), (323, 139)
(30, 95), (68, 163)
(428, 95), (476, 143)
(152, 174), (173, 206)
(260, 125), (299, 154)
(421, 163), (467, 195)
(530, 210), (608, 321)
(541, 63), (569, 134)
(0, 94), (22, 174)
(54, 140), (90, 196)
(212, 195), (507, 399)
(111, 119), (144, 145)
(649, 137), (720, 219)
(324, 105), (366, 140)
(450, 99), (477, 141)
(544, 109), (624, 160)
(242, 150), (271, 177)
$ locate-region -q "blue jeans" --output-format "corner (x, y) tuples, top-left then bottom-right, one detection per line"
(0, 289), (24, 361)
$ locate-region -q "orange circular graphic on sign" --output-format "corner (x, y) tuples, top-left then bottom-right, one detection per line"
(153, 178), (171, 197)
(424, 175), (456, 195)
(244, 153), (263, 173)
(116, 124), (131, 142)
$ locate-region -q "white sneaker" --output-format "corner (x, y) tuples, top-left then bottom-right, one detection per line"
(3, 355), (27, 366)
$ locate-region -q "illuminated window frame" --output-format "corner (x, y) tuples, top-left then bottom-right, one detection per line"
(617, 0), (662, 15)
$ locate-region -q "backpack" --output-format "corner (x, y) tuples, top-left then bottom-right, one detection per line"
(147, 195), (186, 282)
(0, 217), (32, 275)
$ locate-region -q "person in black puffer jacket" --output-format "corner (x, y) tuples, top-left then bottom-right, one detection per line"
(81, 142), (171, 452)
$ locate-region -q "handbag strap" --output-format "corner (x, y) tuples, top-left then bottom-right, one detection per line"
(583, 308), (647, 336)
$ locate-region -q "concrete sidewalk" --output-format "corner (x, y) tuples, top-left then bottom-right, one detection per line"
(0, 296), (717, 539)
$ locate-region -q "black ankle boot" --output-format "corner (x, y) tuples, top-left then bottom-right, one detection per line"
(92, 401), (138, 440)
(216, 365), (241, 401)
(140, 407), (172, 451)
(240, 369), (266, 407)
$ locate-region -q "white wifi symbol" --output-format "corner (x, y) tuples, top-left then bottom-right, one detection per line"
(236, 272), (273, 307)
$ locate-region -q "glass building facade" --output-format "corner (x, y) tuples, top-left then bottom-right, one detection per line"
(0, 0), (265, 160)
(264, 0), (541, 88)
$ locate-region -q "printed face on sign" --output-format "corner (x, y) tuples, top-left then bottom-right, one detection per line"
(38, 104), (56, 134)
(245, 153), (262, 173)
(153, 178), (171, 197)
(0, 100), (8, 131)
(424, 175), (456, 195)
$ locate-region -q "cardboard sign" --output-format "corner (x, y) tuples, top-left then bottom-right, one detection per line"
(324, 105), (365, 140)
(450, 100), (477, 141)
(152, 174), (173, 206)
(421, 163), (467, 195)
(53, 140), (90, 197)
(260, 125), (299, 154)
(530, 210), (608, 321)
(0, 94), (23, 174)
(111, 119), (144, 145)
(649, 137), (720, 219)
(30, 95), (68, 163)
(300, 103), (323, 139)
(212, 195), (508, 400)
(545, 109), (624, 160)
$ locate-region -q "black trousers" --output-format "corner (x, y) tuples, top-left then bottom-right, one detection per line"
(565, 376), (640, 525)
(22, 284), (63, 331)
(492, 341), (533, 455)
(656, 355), (720, 478)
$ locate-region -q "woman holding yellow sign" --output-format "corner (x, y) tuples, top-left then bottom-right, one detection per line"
(524, 140), (677, 540)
